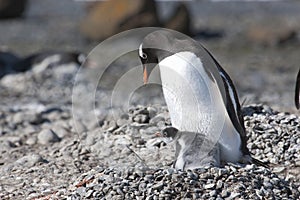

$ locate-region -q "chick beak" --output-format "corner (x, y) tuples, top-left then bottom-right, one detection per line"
(155, 132), (162, 137)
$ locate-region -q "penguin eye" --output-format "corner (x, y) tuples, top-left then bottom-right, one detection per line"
(162, 131), (168, 137)
(140, 52), (147, 60)
(139, 44), (148, 60)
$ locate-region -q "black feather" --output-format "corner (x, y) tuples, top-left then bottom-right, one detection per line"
(295, 69), (300, 109)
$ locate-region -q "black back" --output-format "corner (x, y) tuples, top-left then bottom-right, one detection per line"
(295, 69), (300, 109)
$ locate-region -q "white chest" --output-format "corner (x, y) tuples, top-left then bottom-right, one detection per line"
(159, 52), (224, 134)
(159, 51), (242, 162)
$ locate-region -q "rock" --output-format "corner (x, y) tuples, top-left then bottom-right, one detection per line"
(209, 190), (217, 197)
(15, 154), (46, 167)
(116, 114), (129, 127)
(27, 113), (44, 124)
(147, 106), (157, 118)
(12, 112), (24, 124)
(0, 73), (28, 92)
(0, 140), (17, 150)
(116, 119), (127, 127)
(145, 138), (164, 149)
(114, 135), (131, 145)
(37, 129), (61, 145)
(133, 114), (149, 123)
(140, 127), (160, 136)
(1, 136), (22, 147)
(215, 180), (223, 190)
(152, 182), (164, 190)
(25, 136), (37, 145)
(0, 0), (27, 19)
(104, 120), (118, 132)
(51, 126), (69, 138)
(11, 111), (43, 125)
(149, 114), (166, 125)
(163, 3), (192, 36)
(246, 25), (298, 46)
(204, 183), (215, 189)
(221, 190), (230, 198)
(273, 166), (285, 173)
(0, 51), (21, 77)
(80, 0), (159, 41)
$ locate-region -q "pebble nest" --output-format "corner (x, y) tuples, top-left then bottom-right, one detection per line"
(68, 105), (300, 200)
(0, 62), (299, 199)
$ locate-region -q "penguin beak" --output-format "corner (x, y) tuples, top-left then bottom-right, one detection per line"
(143, 64), (148, 84)
(142, 62), (158, 84)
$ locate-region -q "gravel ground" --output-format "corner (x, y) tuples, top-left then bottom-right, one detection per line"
(0, 0), (300, 199)
(0, 88), (299, 198)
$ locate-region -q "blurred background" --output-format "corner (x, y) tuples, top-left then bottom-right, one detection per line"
(1, 0), (300, 112)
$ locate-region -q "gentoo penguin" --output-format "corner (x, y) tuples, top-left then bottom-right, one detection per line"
(0, 51), (21, 77)
(17, 51), (86, 73)
(0, 51), (85, 77)
(295, 69), (300, 109)
(139, 30), (266, 166)
(159, 127), (220, 170)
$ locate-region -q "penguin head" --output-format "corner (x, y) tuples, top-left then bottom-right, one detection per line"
(139, 30), (180, 84)
(161, 127), (179, 139)
(138, 43), (159, 84)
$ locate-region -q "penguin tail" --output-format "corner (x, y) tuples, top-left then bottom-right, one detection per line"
(295, 69), (300, 109)
(251, 157), (269, 168)
(241, 155), (269, 168)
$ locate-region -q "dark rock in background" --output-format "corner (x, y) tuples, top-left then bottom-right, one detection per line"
(0, 50), (85, 78)
(80, 0), (159, 41)
(0, 0), (27, 19)
(163, 3), (191, 36)
(246, 24), (299, 47)
(0, 51), (21, 77)
(80, 0), (194, 41)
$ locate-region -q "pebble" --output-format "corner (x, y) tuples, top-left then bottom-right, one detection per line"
(15, 154), (46, 167)
(147, 107), (157, 119)
(149, 114), (166, 125)
(69, 164), (300, 199)
(106, 120), (118, 132)
(216, 180), (223, 189)
(25, 136), (37, 145)
(1, 101), (300, 199)
(204, 183), (215, 189)
(51, 126), (69, 138)
(12, 112), (25, 124)
(37, 129), (61, 144)
(133, 114), (149, 123)
(117, 118), (128, 127)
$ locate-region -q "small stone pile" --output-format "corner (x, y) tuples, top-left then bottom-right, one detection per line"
(67, 104), (300, 199)
(69, 164), (297, 199)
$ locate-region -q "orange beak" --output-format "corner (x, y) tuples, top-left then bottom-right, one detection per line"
(143, 65), (148, 84)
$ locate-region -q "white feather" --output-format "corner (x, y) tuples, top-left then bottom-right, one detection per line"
(159, 51), (242, 162)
